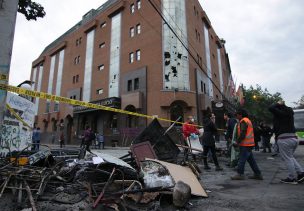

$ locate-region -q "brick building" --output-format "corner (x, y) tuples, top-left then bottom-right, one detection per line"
(30, 0), (234, 146)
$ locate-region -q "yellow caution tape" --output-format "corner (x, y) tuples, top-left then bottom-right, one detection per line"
(0, 84), (228, 131)
(6, 103), (32, 129)
(0, 74), (8, 81)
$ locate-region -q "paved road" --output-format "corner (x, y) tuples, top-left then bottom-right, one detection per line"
(189, 145), (304, 211)
(46, 143), (304, 210)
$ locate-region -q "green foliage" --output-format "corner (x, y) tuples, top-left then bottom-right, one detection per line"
(240, 84), (282, 124)
(18, 0), (45, 21)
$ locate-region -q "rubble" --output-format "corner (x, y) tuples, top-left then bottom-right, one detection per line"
(0, 119), (208, 210)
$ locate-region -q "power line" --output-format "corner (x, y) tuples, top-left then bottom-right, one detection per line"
(147, 0), (236, 106)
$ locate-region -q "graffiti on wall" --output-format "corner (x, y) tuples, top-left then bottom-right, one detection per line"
(0, 92), (35, 157)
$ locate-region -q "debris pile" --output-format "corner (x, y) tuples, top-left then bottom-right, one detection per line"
(0, 119), (208, 210)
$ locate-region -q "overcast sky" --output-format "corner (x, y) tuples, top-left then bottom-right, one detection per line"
(10, 0), (304, 106)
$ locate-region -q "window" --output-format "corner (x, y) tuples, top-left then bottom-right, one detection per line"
(137, 0), (141, 9)
(54, 103), (59, 112)
(129, 52), (134, 63)
(45, 101), (50, 113)
(74, 56), (80, 64)
(130, 27), (135, 37)
(136, 50), (141, 61)
(97, 89), (103, 95)
(99, 42), (105, 48)
(98, 64), (104, 71)
(100, 22), (106, 28)
(76, 75), (79, 83)
(127, 80), (132, 91)
(76, 38), (82, 46)
(134, 78), (139, 90)
(200, 81), (204, 92)
(136, 24), (141, 34)
(130, 4), (135, 13)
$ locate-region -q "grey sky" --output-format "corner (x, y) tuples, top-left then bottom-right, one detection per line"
(10, 0), (304, 106)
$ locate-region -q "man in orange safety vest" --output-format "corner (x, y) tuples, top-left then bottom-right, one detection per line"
(231, 109), (263, 180)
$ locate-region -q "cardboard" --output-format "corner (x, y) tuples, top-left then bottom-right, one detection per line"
(145, 159), (208, 197)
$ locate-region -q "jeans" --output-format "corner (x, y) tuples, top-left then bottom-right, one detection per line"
(277, 133), (304, 179)
(237, 146), (261, 175)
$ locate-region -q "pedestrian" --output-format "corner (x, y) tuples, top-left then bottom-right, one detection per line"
(253, 122), (261, 151)
(260, 122), (273, 153)
(269, 100), (304, 184)
(182, 116), (199, 161)
(32, 127), (41, 151)
(231, 109), (263, 180)
(224, 112), (238, 163)
(84, 126), (95, 152)
(201, 113), (223, 171)
(230, 120), (240, 168)
(97, 133), (105, 149)
(59, 132), (65, 148)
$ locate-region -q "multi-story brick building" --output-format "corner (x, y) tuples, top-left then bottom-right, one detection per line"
(30, 0), (234, 145)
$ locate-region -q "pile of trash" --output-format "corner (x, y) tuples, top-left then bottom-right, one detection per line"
(0, 119), (208, 210)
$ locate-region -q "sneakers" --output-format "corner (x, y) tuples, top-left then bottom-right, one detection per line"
(298, 173), (304, 183)
(248, 174), (263, 180)
(280, 178), (298, 185)
(231, 174), (245, 180)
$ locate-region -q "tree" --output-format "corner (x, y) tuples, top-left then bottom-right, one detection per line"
(293, 95), (304, 109)
(240, 84), (283, 124)
(18, 0), (45, 21)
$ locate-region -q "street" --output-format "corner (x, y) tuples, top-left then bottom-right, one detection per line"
(56, 144), (304, 210)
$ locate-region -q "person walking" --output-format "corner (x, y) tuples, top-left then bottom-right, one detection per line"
(32, 127), (41, 151)
(224, 112), (237, 164)
(269, 100), (304, 184)
(260, 122), (273, 153)
(97, 133), (105, 149)
(59, 132), (65, 148)
(84, 126), (93, 152)
(201, 113), (223, 171)
(231, 109), (263, 180)
(253, 122), (261, 151)
(182, 116), (199, 161)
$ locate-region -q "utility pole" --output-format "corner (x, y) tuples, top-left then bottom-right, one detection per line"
(0, 0), (18, 127)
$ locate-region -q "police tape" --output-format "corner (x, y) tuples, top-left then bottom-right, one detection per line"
(1, 84), (205, 127)
(6, 103), (32, 129)
(0, 74), (8, 81)
(0, 84), (231, 132)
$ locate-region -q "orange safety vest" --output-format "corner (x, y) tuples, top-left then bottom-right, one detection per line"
(237, 117), (255, 147)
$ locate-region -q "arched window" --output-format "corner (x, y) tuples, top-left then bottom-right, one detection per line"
(170, 100), (187, 123)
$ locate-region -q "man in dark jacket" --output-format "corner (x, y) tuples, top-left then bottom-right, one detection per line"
(201, 113), (223, 171)
(269, 100), (304, 184)
(260, 123), (273, 153)
(224, 112), (238, 154)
